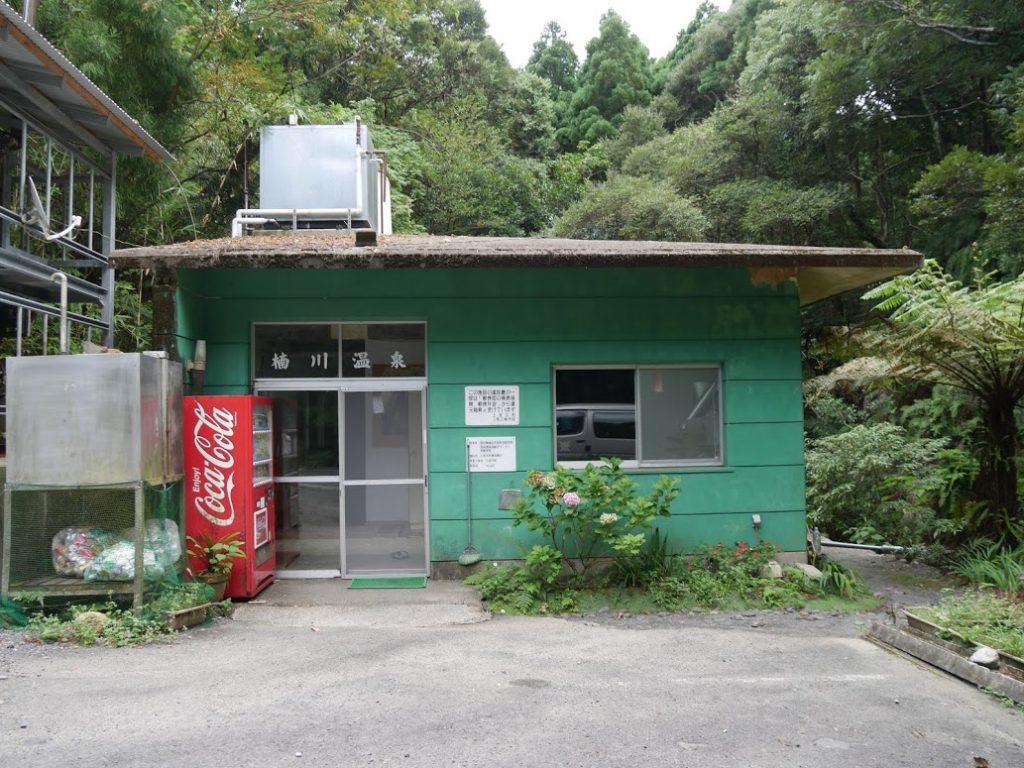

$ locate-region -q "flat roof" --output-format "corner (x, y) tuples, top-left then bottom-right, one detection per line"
(0, 3), (171, 162)
(112, 233), (922, 306)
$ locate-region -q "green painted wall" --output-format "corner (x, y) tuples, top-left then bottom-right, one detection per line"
(176, 266), (805, 557)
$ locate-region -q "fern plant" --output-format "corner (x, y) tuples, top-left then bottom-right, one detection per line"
(861, 260), (1024, 544)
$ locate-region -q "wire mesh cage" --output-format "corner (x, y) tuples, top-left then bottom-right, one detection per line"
(1, 481), (183, 608)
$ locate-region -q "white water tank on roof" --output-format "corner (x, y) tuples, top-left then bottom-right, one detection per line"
(253, 120), (390, 234)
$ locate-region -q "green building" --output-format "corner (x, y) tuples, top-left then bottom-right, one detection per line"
(116, 235), (919, 579)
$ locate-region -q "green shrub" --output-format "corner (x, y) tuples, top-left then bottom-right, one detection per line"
(607, 527), (672, 588)
(25, 602), (171, 647)
(513, 460), (679, 580)
(649, 542), (810, 611)
(806, 422), (947, 546)
(761, 582), (806, 608)
(817, 559), (864, 599)
(950, 539), (1024, 593)
(804, 392), (860, 440)
(649, 576), (690, 611)
(552, 175), (708, 241)
(465, 546), (575, 615)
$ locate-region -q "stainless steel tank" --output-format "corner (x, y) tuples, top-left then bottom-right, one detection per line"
(6, 353), (183, 486)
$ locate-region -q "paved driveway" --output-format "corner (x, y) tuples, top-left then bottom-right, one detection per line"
(2, 581), (1021, 767)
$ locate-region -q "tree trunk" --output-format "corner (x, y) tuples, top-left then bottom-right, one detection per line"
(976, 395), (1020, 541)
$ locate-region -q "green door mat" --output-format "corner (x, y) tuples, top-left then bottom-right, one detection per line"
(348, 577), (427, 589)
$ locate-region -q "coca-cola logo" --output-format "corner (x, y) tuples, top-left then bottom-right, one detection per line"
(192, 403), (238, 526)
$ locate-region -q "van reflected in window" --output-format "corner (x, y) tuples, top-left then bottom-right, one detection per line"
(555, 404), (636, 462)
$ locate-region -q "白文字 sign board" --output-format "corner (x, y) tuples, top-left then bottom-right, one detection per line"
(465, 385), (519, 425)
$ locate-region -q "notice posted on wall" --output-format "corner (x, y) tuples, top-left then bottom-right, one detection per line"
(465, 385), (519, 426)
(467, 437), (517, 473)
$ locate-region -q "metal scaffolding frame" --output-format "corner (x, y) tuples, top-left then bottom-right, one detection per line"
(0, 4), (171, 448)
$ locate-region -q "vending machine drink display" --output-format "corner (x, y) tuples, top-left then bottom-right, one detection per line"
(184, 395), (276, 598)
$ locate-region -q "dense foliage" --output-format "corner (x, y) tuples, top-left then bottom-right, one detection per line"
(13, 0), (1019, 264)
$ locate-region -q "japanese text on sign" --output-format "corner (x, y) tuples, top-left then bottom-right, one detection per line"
(465, 386), (519, 426)
(467, 437), (516, 473)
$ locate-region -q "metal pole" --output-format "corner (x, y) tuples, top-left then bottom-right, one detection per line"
(15, 307), (22, 356)
(1, 143), (10, 249)
(88, 168), (94, 252)
(18, 121), (27, 250)
(50, 272), (69, 354)
(67, 155), (75, 235)
(101, 156), (116, 347)
(45, 138), (52, 225)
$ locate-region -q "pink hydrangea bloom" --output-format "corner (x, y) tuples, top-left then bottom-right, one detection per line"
(562, 492), (581, 507)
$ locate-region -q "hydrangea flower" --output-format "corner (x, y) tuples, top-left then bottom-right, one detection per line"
(562, 492), (581, 507)
(599, 512), (619, 525)
(525, 470), (546, 487)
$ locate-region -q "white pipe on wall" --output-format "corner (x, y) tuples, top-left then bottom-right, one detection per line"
(49, 271), (68, 354)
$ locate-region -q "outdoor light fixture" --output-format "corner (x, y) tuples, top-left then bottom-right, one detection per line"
(751, 513), (762, 530)
(497, 489), (522, 510)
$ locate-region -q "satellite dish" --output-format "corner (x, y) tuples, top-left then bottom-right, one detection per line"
(23, 176), (81, 241)
(23, 176), (48, 230)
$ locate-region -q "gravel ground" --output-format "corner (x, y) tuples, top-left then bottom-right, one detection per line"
(1, 553), (1021, 768)
(827, 547), (965, 610)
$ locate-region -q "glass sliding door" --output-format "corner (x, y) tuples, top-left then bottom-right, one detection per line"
(254, 319), (429, 579)
(342, 389), (427, 575)
(260, 390), (342, 577)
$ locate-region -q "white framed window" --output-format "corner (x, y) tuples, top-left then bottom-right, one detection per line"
(553, 365), (723, 468)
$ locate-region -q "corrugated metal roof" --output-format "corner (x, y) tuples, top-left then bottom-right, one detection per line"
(112, 234), (923, 306)
(0, 2), (172, 162)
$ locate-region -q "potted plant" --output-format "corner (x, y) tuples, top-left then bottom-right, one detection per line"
(148, 581), (215, 631)
(186, 532), (246, 601)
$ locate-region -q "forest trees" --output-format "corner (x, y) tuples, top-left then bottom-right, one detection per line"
(18, 0), (1023, 253)
(560, 11), (655, 149)
(555, 0), (1024, 269)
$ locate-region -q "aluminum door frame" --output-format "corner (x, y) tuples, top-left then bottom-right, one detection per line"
(254, 378), (429, 579)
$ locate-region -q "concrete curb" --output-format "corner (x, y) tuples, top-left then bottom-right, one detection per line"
(866, 622), (1024, 704)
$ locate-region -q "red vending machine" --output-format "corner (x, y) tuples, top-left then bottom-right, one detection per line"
(184, 395), (276, 598)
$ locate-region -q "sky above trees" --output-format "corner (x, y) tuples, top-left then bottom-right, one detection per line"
(477, 0), (707, 67)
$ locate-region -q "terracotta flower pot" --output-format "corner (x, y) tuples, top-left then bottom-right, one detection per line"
(196, 571), (230, 602)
